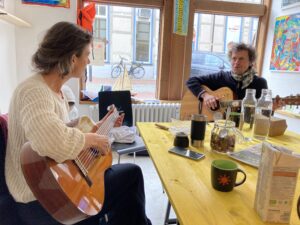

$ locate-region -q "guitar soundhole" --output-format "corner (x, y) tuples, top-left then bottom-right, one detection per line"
(210, 100), (220, 111)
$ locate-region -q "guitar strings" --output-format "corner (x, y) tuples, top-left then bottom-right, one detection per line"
(76, 108), (119, 171)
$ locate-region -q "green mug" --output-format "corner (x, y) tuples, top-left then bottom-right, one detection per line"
(211, 159), (247, 192)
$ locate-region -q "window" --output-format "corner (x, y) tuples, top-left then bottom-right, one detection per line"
(217, 0), (262, 3)
(93, 5), (109, 61)
(138, 8), (151, 18)
(79, 0), (269, 101)
(191, 13), (259, 77)
(82, 3), (160, 100)
(135, 8), (152, 63)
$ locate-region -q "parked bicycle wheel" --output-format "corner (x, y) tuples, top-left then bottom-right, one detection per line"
(132, 66), (145, 79)
(111, 65), (123, 78)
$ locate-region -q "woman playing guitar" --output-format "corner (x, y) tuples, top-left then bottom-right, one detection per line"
(5, 22), (151, 225)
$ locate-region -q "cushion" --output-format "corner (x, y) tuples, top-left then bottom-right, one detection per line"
(0, 114), (8, 194)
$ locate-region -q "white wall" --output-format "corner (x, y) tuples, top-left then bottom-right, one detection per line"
(0, 1), (17, 113)
(13, 0), (90, 116)
(14, 0), (76, 80)
(262, 1), (300, 97)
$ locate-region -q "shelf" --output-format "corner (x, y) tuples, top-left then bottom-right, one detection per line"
(0, 9), (31, 27)
(276, 110), (300, 119)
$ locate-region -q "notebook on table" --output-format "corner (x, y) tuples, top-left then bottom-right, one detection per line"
(228, 143), (262, 168)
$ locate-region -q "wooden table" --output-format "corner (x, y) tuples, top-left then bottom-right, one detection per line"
(137, 122), (300, 225)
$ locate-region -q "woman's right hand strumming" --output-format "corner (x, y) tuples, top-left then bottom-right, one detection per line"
(84, 133), (110, 155)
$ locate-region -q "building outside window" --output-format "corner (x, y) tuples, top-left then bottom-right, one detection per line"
(218, 0), (262, 3)
(82, 4), (160, 100)
(191, 13), (259, 77)
(135, 8), (152, 63)
(93, 5), (109, 61)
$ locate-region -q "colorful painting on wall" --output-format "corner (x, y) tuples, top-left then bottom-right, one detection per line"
(22, 0), (70, 8)
(270, 13), (300, 72)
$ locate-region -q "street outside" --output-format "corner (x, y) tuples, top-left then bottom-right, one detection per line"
(87, 77), (156, 100)
(86, 63), (157, 99)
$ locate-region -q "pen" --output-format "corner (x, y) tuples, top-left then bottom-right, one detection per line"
(155, 123), (169, 130)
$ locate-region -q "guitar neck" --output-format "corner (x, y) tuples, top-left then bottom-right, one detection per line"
(96, 108), (119, 136)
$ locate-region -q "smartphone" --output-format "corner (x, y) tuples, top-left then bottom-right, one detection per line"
(169, 147), (205, 161)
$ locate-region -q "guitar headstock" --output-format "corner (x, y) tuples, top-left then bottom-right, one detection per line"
(273, 95), (300, 106)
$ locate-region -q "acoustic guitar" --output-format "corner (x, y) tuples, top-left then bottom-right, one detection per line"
(180, 86), (234, 121)
(180, 86), (300, 121)
(21, 111), (119, 225)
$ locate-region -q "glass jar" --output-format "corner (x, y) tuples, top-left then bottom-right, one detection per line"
(210, 120), (244, 154)
(241, 89), (257, 130)
(253, 89), (273, 141)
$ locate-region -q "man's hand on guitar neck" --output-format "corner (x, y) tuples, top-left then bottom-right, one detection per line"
(201, 92), (220, 110)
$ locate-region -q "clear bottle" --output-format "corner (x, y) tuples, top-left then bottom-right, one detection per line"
(241, 89), (257, 130)
(253, 89), (273, 141)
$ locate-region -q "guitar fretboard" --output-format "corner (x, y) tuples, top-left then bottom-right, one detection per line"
(74, 107), (119, 183)
(96, 107), (119, 136)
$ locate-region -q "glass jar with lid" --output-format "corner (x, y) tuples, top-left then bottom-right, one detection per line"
(210, 120), (244, 154)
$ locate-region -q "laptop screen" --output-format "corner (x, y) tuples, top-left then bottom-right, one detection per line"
(98, 90), (133, 127)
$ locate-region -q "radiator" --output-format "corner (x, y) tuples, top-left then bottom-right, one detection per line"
(89, 103), (181, 125)
(132, 103), (180, 124)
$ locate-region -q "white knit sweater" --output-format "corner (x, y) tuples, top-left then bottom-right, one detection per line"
(5, 74), (85, 203)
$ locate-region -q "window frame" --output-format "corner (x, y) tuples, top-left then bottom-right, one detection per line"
(78, 0), (271, 103)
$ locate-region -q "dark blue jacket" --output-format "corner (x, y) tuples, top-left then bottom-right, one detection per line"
(186, 71), (268, 100)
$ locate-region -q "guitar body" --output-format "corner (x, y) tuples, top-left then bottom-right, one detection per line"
(21, 143), (112, 225)
(180, 86), (234, 121)
(20, 116), (115, 225)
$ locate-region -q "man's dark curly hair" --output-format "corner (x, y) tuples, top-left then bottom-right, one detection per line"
(228, 42), (256, 66)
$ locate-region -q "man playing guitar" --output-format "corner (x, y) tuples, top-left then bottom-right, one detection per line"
(187, 43), (268, 110)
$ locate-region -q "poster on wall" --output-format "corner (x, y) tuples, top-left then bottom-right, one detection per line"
(269, 13), (300, 72)
(281, 0), (300, 10)
(90, 40), (105, 66)
(173, 0), (189, 36)
(22, 0), (70, 8)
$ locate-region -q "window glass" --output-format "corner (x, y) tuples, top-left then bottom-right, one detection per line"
(82, 4), (159, 100)
(205, 54), (223, 67)
(191, 13), (259, 77)
(135, 9), (152, 63)
(217, 0), (262, 3)
(99, 6), (106, 16)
